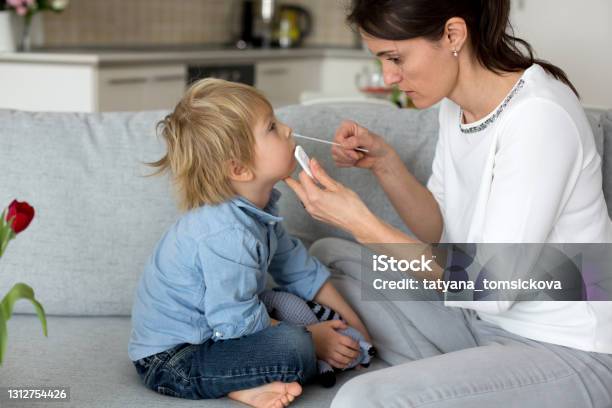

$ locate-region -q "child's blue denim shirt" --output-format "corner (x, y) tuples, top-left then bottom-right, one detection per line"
(128, 189), (330, 361)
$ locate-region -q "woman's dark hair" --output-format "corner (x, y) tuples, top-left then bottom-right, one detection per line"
(348, 0), (579, 98)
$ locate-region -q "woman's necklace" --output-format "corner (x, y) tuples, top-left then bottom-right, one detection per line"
(459, 78), (525, 134)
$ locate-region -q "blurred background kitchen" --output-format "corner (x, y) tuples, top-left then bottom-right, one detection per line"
(0, 0), (610, 112)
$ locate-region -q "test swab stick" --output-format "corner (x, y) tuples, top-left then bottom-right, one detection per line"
(293, 133), (369, 153)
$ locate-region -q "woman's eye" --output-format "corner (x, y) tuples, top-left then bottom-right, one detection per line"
(269, 122), (277, 132)
(387, 57), (401, 65)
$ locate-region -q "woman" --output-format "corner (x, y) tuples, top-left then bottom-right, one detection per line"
(284, 0), (612, 407)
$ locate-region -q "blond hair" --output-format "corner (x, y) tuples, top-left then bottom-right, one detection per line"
(148, 78), (272, 210)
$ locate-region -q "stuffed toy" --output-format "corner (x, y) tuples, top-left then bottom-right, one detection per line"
(259, 289), (376, 387)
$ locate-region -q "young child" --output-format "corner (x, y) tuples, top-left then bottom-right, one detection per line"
(128, 78), (371, 408)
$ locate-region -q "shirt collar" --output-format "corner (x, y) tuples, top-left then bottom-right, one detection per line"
(232, 188), (284, 224)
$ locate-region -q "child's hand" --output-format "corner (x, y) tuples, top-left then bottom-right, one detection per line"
(307, 320), (361, 369)
(270, 318), (280, 326)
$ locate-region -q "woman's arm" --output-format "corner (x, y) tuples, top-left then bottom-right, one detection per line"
(330, 120), (444, 244)
(371, 150), (444, 244)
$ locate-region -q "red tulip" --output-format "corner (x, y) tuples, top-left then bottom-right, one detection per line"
(5, 200), (35, 234)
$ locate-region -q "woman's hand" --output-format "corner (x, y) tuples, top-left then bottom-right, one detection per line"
(332, 120), (395, 173)
(307, 320), (361, 369)
(284, 158), (376, 238)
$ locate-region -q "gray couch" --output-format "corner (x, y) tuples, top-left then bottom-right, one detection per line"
(1, 103), (611, 408)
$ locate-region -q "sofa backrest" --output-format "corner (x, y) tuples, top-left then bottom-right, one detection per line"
(274, 104), (610, 246)
(0, 110), (178, 316)
(602, 111), (612, 211)
(0, 105), (609, 316)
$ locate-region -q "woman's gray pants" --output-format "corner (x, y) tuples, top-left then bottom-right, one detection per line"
(309, 237), (612, 408)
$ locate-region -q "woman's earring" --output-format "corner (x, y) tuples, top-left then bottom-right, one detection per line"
(452, 49), (459, 57)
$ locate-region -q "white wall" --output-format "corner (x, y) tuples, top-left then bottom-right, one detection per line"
(510, 0), (612, 109)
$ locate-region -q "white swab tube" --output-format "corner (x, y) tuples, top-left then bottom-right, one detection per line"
(293, 133), (369, 153)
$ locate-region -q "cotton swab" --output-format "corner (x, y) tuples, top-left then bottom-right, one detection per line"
(293, 133), (369, 153)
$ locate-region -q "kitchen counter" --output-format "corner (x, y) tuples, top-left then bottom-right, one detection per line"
(0, 46), (372, 67)
(0, 45), (376, 112)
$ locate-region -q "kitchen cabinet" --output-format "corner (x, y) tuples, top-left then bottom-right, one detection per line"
(256, 60), (321, 108)
(0, 62), (185, 112)
(0, 48), (375, 112)
(255, 58), (374, 108)
(98, 65), (185, 111)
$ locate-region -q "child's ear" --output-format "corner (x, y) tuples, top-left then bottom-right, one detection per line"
(227, 160), (254, 182)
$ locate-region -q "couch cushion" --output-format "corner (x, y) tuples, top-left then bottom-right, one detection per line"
(0, 109), (178, 316)
(275, 104), (440, 246)
(584, 108), (608, 217)
(2, 315), (389, 407)
(602, 111), (612, 217)
(584, 110), (604, 166)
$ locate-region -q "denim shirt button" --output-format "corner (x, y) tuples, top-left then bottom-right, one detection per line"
(268, 221), (275, 225)
(215, 331), (223, 338)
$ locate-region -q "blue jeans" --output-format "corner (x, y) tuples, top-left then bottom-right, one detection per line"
(133, 322), (317, 399)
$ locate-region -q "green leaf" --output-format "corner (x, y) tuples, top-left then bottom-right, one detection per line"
(0, 283), (48, 363)
(1, 284), (47, 334)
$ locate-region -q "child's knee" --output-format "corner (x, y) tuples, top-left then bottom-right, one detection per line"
(272, 323), (317, 382)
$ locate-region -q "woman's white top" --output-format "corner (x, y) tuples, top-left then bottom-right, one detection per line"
(427, 64), (612, 353)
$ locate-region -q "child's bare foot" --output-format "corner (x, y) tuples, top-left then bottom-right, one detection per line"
(228, 381), (302, 408)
